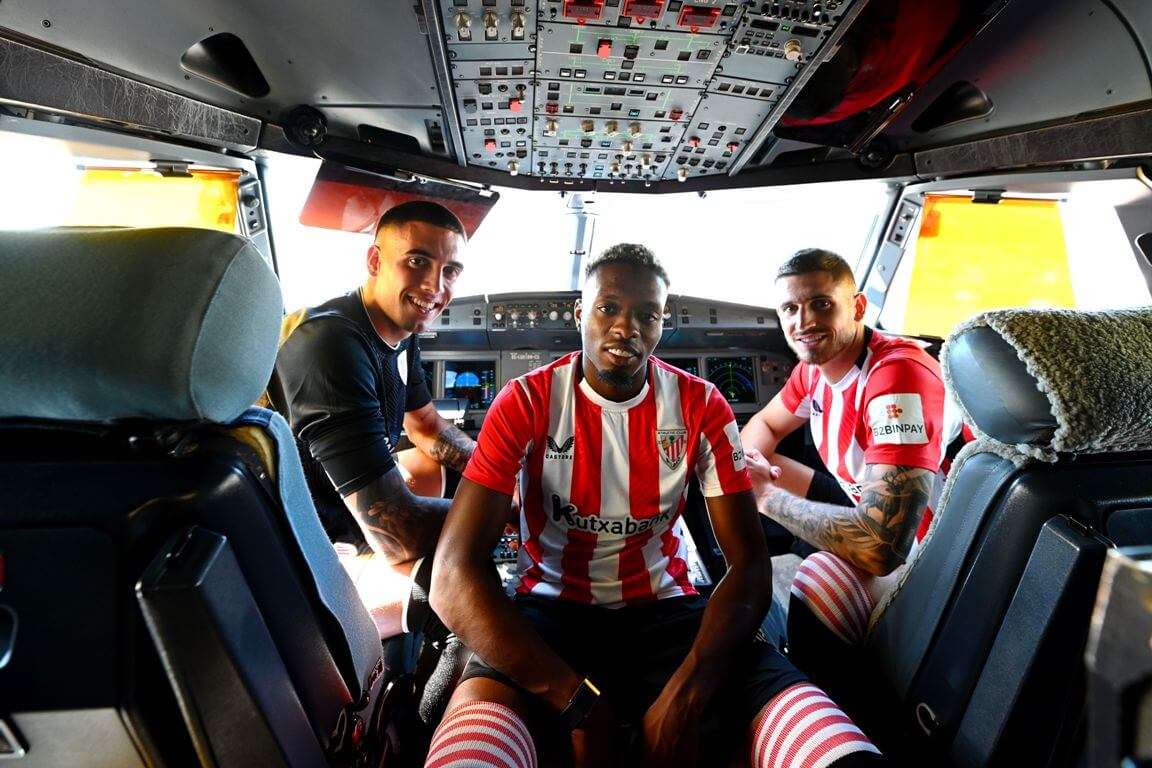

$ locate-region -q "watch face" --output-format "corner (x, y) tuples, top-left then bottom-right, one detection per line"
(562, 679), (601, 730)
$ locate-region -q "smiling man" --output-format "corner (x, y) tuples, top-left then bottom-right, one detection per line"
(740, 248), (949, 682)
(427, 245), (883, 768)
(269, 200), (475, 639)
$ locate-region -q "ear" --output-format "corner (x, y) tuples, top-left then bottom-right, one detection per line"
(853, 290), (867, 322)
(366, 243), (381, 276)
(573, 298), (583, 328)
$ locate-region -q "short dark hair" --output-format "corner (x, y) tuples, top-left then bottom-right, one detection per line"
(775, 248), (856, 289)
(585, 243), (670, 288)
(373, 200), (467, 240)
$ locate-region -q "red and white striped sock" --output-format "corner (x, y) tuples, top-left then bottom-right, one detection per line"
(789, 552), (876, 645)
(754, 683), (881, 768)
(424, 701), (537, 768)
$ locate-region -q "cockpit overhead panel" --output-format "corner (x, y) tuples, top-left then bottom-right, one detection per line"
(440, 0), (862, 183)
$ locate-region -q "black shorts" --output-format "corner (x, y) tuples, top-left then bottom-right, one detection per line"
(459, 594), (808, 729)
(807, 470), (852, 506)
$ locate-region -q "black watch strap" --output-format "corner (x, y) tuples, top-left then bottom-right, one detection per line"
(560, 678), (601, 730)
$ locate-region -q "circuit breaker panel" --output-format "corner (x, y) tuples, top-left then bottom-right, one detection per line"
(439, 0), (859, 183)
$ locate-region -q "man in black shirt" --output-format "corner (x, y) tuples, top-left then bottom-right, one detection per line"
(271, 200), (475, 637)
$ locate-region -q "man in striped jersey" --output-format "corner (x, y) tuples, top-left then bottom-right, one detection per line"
(740, 249), (948, 694)
(428, 245), (884, 768)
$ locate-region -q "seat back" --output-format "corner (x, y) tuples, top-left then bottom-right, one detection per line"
(866, 307), (1152, 767)
(0, 228), (386, 766)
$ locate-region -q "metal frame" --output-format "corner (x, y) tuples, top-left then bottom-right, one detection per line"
(913, 103), (1152, 179)
(859, 164), (1152, 323)
(0, 35), (260, 152)
(728, 0), (874, 176)
(308, 131), (916, 194)
(419, 0), (469, 167)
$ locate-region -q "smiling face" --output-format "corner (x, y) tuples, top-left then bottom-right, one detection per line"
(575, 261), (668, 401)
(776, 269), (867, 380)
(363, 220), (465, 346)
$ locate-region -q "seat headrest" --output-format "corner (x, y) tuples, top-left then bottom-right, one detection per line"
(943, 307), (1152, 458)
(0, 228), (283, 423)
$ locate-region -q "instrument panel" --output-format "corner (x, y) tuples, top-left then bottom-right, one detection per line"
(440, 0), (861, 182)
(419, 291), (793, 428)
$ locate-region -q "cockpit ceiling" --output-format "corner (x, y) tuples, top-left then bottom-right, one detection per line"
(0, 0), (1150, 190)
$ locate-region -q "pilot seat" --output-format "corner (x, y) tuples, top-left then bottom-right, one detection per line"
(849, 306), (1152, 766)
(0, 228), (413, 767)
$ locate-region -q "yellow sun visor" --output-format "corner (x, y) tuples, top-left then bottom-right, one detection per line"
(64, 167), (241, 231)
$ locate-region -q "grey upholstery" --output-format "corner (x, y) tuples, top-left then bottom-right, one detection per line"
(0, 227), (282, 422)
(945, 307), (1152, 458)
(0, 228), (389, 767)
(863, 307), (1152, 767)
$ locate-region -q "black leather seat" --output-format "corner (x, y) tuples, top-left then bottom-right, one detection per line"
(0, 228), (398, 767)
(859, 307), (1152, 767)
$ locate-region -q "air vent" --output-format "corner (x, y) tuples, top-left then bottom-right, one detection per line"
(180, 33), (269, 99)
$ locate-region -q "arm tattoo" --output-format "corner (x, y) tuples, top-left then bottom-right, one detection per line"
(429, 425), (475, 474)
(758, 464), (934, 575)
(350, 469), (452, 564)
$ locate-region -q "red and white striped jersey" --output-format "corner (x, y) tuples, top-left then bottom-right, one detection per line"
(465, 353), (751, 607)
(780, 328), (947, 542)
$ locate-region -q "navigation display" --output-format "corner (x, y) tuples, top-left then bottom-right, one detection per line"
(705, 356), (758, 405)
(660, 357), (700, 377)
(444, 359), (497, 410)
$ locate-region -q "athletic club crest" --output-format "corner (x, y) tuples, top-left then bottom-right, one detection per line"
(656, 428), (688, 470)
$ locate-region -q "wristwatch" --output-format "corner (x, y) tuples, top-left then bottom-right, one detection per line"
(559, 677), (601, 730)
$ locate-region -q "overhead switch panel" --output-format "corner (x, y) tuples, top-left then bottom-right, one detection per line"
(439, 0), (860, 183)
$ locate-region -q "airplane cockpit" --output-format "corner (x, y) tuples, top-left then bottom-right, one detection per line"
(2, 0), (1152, 765)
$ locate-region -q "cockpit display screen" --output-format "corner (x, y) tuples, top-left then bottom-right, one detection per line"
(419, 360), (437, 392)
(445, 360), (497, 410)
(660, 357), (700, 377)
(705, 356), (758, 405)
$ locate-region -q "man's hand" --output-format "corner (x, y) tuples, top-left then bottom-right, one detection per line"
(640, 685), (701, 768)
(404, 402), (476, 474)
(744, 447), (783, 504)
(570, 697), (618, 768)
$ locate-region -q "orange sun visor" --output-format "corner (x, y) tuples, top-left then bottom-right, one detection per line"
(299, 162), (499, 239)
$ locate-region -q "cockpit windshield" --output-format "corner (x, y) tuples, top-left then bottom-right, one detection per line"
(266, 152), (891, 310)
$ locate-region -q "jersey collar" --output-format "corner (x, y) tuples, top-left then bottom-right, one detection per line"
(575, 354), (651, 411)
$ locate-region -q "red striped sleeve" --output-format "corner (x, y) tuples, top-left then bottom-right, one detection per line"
(861, 357), (945, 471)
(465, 380), (534, 495)
(700, 383), (752, 495)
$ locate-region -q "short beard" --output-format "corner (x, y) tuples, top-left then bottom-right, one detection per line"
(597, 367), (637, 389)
